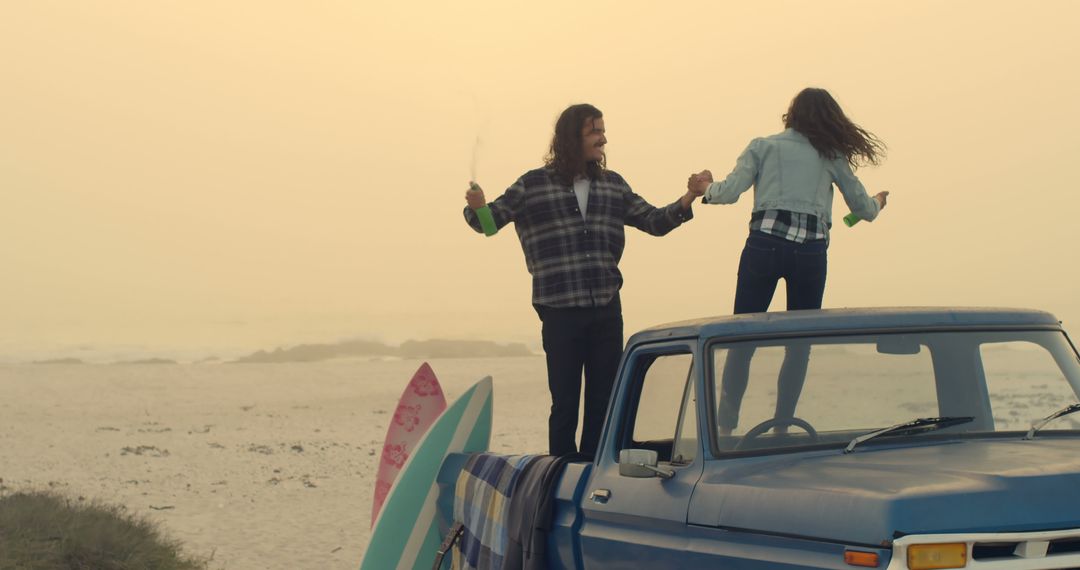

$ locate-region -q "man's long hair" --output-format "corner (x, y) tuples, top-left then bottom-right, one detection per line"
(783, 88), (885, 168)
(545, 103), (606, 183)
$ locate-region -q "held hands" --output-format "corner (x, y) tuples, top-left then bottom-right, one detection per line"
(688, 170), (712, 196)
(465, 181), (486, 210)
(679, 170), (710, 210)
(874, 191), (890, 210)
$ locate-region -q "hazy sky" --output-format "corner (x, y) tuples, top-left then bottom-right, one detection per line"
(2, 1), (1078, 360)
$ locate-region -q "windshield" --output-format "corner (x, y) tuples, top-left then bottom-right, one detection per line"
(709, 330), (1080, 454)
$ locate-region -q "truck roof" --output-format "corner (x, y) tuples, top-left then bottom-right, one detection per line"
(628, 307), (1062, 345)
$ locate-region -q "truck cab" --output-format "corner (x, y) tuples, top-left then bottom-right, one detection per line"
(443, 307), (1080, 569)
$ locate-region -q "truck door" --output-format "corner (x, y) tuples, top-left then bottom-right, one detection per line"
(578, 341), (705, 568)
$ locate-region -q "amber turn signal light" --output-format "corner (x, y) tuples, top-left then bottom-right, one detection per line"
(907, 543), (967, 569)
(844, 550), (880, 567)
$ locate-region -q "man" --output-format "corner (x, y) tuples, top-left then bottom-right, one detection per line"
(463, 103), (702, 457)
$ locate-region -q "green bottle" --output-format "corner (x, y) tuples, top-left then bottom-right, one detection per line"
(470, 182), (498, 236)
(843, 212), (860, 227)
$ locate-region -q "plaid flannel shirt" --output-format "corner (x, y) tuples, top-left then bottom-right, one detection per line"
(464, 168), (693, 308)
(750, 209), (829, 243)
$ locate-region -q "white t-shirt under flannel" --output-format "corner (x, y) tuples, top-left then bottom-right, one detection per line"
(573, 177), (590, 221)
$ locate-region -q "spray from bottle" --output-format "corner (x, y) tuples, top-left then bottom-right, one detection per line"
(469, 133), (498, 236)
(471, 134), (481, 184)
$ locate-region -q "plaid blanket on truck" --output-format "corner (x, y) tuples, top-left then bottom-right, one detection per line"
(452, 454), (540, 570)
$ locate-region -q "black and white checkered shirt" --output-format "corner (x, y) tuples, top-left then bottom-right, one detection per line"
(750, 209), (829, 243)
(464, 168), (693, 308)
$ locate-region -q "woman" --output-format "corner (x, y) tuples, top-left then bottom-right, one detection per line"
(689, 87), (889, 435)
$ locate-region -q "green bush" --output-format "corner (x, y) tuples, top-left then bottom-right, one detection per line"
(0, 491), (209, 569)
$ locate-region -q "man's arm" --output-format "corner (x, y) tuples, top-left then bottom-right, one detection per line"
(463, 179), (526, 233)
(623, 183), (702, 236)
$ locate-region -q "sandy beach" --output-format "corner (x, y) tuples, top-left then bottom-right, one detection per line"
(0, 357), (549, 570)
(2, 347), (1073, 569)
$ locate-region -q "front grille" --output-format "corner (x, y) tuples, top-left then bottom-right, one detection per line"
(893, 528), (1080, 569)
(972, 541), (1020, 560)
(1049, 538), (1080, 556)
(971, 536), (1080, 562)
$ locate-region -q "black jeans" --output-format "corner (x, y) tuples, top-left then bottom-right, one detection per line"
(718, 232), (827, 431)
(534, 295), (623, 457)
(733, 231), (828, 314)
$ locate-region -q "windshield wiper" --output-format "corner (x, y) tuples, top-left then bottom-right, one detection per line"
(1024, 402), (1080, 440)
(845, 417), (974, 454)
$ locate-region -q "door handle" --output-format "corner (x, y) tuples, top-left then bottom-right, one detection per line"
(589, 489), (611, 504)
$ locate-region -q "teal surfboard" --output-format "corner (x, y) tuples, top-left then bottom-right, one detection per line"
(361, 376), (493, 570)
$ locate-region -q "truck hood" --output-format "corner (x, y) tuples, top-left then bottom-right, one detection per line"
(688, 438), (1080, 546)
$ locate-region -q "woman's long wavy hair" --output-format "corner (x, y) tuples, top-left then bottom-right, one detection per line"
(783, 88), (885, 168)
(545, 103), (606, 183)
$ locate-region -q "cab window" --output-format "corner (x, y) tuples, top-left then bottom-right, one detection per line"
(626, 352), (696, 464)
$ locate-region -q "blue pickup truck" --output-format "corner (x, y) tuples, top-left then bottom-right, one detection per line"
(437, 307), (1080, 569)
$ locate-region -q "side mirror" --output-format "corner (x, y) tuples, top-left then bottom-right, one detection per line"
(618, 449), (674, 479)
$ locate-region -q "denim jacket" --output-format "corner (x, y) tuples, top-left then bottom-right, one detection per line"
(702, 129), (880, 226)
